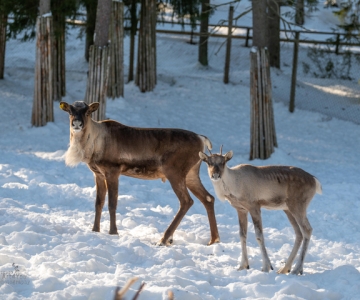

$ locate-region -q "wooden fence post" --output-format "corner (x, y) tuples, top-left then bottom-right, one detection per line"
(224, 6), (233, 84)
(289, 31), (300, 113)
(250, 47), (277, 160)
(32, 15), (54, 127)
(107, 0), (124, 99)
(0, 15), (6, 79)
(245, 28), (250, 47)
(335, 33), (340, 55)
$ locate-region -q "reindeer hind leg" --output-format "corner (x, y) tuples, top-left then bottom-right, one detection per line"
(290, 214), (312, 275)
(186, 161), (220, 245)
(277, 209), (303, 274)
(157, 170), (194, 246)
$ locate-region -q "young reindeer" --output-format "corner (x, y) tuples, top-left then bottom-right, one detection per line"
(60, 101), (220, 246)
(199, 146), (322, 275)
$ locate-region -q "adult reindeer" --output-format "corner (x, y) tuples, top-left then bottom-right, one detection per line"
(199, 146), (322, 275)
(60, 101), (219, 246)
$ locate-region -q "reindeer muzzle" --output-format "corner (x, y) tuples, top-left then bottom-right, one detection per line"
(211, 173), (221, 181)
(72, 120), (83, 132)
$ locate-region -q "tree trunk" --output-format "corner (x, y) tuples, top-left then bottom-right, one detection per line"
(0, 15), (7, 79)
(52, 9), (66, 100)
(250, 1), (277, 159)
(135, 0), (157, 92)
(32, 13), (54, 126)
(224, 6), (233, 83)
(128, 0), (137, 83)
(295, 0), (305, 25)
(252, 0), (268, 48)
(84, 0), (97, 62)
(39, 0), (50, 15)
(249, 47), (277, 160)
(198, 0), (210, 66)
(94, 0), (111, 47)
(268, 0), (280, 68)
(85, 0), (111, 121)
(107, 0), (124, 99)
(85, 45), (110, 120)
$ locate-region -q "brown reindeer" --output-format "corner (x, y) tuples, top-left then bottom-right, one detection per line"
(60, 101), (219, 246)
(199, 146), (322, 275)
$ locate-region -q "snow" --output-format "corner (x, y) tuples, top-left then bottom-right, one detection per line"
(1, 2), (360, 299)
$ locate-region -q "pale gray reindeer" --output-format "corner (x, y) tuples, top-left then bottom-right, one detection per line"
(60, 101), (220, 246)
(199, 146), (322, 275)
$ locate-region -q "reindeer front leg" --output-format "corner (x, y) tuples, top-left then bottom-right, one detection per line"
(237, 208), (249, 270)
(106, 172), (120, 235)
(93, 173), (107, 232)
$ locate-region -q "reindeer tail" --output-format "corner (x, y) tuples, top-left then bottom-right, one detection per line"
(199, 135), (212, 152)
(315, 177), (322, 195)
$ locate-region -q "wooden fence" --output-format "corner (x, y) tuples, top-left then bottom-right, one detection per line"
(64, 15), (360, 112)
(153, 22), (359, 55)
(64, 17), (360, 53)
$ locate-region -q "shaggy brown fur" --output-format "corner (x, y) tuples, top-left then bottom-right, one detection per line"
(60, 101), (220, 246)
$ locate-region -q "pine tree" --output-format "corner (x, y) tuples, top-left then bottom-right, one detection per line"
(3, 0), (38, 41)
(332, 1), (360, 42)
(162, 0), (201, 28)
(81, 0), (98, 61)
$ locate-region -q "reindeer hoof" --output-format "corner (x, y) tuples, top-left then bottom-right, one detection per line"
(261, 265), (273, 272)
(277, 266), (291, 274)
(92, 226), (100, 232)
(238, 265), (250, 271)
(207, 237), (220, 246)
(156, 240), (169, 247)
(156, 236), (173, 246)
(109, 229), (119, 235)
(290, 268), (303, 275)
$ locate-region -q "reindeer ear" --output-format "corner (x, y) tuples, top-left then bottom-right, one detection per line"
(224, 151), (233, 162)
(199, 151), (208, 162)
(87, 102), (100, 115)
(59, 102), (71, 113)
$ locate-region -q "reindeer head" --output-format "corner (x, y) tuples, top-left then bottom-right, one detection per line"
(199, 146), (233, 181)
(60, 101), (99, 133)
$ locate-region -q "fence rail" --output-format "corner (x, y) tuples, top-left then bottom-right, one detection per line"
(62, 17), (360, 54)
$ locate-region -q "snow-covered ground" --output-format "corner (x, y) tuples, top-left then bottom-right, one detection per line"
(1, 2), (360, 299)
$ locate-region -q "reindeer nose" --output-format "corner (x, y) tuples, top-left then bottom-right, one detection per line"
(72, 120), (83, 131)
(211, 173), (220, 181)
